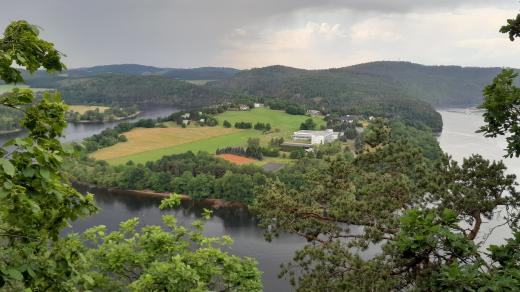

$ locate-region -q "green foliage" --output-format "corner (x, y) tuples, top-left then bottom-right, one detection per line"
(246, 138), (263, 160)
(0, 20), (261, 291)
(500, 13), (520, 41)
(299, 118), (316, 130)
(79, 215), (262, 291)
(69, 151), (267, 203)
(0, 20), (65, 83)
(252, 125), (520, 290)
(223, 120), (231, 128)
(479, 69), (520, 157)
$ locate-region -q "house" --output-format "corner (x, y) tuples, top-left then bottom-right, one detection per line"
(182, 119), (189, 126)
(292, 129), (339, 145)
(306, 109), (321, 116)
(338, 115), (361, 124)
(253, 103), (264, 108)
(239, 104), (250, 111)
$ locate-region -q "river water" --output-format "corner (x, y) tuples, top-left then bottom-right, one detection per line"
(0, 105), (178, 145)
(3, 108), (515, 291)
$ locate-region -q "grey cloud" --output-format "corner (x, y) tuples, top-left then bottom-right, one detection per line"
(0, 0), (518, 68)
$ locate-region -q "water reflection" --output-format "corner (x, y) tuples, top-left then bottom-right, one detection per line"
(70, 184), (304, 292)
(0, 105), (179, 145)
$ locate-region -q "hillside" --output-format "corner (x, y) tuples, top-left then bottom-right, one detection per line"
(52, 74), (226, 107)
(210, 62), (508, 108)
(22, 64), (240, 83)
(345, 61), (505, 107)
(209, 65), (443, 131)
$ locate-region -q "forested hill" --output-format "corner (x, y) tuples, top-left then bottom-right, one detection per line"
(48, 74), (227, 107)
(209, 62), (509, 108)
(208, 65), (443, 131)
(345, 61), (505, 107)
(23, 65), (240, 81)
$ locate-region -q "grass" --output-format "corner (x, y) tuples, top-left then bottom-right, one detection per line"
(0, 84), (48, 94)
(94, 108), (326, 165)
(68, 105), (110, 114)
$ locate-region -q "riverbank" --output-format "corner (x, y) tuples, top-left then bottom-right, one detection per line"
(73, 181), (247, 209)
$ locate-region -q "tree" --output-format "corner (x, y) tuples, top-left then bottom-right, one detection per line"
(500, 13), (520, 41)
(343, 127), (358, 140)
(223, 120), (232, 128)
(299, 118), (316, 130)
(479, 69), (520, 157)
(246, 138), (263, 160)
(253, 122), (520, 291)
(0, 20), (262, 291)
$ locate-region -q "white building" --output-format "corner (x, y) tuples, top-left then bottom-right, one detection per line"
(306, 109), (321, 116)
(253, 103), (264, 108)
(292, 129), (339, 145)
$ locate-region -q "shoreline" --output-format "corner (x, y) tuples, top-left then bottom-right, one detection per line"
(73, 181), (247, 209)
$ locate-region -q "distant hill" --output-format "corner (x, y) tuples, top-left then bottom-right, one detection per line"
(344, 61), (505, 107)
(49, 74), (226, 108)
(210, 62), (508, 108)
(23, 64), (240, 83)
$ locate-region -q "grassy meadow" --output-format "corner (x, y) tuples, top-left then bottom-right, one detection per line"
(68, 105), (110, 114)
(92, 108), (326, 165)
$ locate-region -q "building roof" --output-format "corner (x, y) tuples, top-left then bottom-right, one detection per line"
(338, 115), (361, 121)
(293, 129), (336, 137)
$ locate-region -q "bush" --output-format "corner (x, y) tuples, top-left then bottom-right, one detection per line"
(300, 118), (317, 130)
(261, 147), (280, 157)
(290, 149), (306, 159)
(223, 120), (232, 128)
(235, 121), (253, 129)
(286, 105), (305, 115)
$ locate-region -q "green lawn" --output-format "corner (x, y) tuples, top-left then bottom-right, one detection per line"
(102, 108), (326, 165)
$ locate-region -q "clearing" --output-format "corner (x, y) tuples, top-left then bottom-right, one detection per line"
(93, 108), (325, 165)
(92, 127), (239, 162)
(68, 105), (110, 114)
(218, 154), (257, 165)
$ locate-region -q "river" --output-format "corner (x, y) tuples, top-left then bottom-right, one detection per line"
(4, 108), (514, 291)
(0, 105), (179, 145)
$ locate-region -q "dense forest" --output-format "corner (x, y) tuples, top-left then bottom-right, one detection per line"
(34, 74), (226, 107)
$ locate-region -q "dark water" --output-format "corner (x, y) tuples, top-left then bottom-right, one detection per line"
(0, 105), (179, 145)
(71, 185), (305, 292)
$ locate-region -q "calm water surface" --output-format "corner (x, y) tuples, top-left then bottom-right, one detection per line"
(0, 105), (178, 145)
(438, 109), (517, 248)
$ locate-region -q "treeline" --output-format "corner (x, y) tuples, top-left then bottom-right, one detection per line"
(69, 151), (268, 203)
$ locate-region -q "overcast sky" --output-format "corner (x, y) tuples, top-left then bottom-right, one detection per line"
(1, 0), (520, 69)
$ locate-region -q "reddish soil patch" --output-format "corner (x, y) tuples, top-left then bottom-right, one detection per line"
(218, 154), (256, 165)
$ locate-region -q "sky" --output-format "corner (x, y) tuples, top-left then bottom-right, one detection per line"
(1, 0), (520, 69)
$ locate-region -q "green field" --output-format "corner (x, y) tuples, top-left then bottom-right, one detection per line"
(97, 108), (325, 165)
(0, 84), (49, 94)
